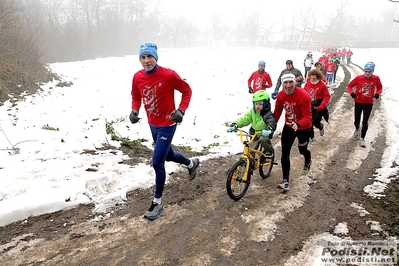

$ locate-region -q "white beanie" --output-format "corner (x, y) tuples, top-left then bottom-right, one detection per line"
(281, 73), (296, 83)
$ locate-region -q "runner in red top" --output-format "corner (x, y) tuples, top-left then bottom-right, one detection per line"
(130, 42), (200, 220)
(304, 69), (331, 140)
(247, 60), (273, 93)
(132, 65), (191, 126)
(346, 49), (353, 65)
(324, 59), (337, 85)
(347, 61), (383, 148)
(273, 73), (312, 191)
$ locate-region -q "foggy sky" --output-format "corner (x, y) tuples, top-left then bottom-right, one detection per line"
(159, 0), (397, 30)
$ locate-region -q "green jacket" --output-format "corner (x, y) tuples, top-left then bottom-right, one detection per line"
(234, 108), (276, 133)
(332, 57), (341, 67)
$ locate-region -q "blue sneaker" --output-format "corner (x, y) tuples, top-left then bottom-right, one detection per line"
(144, 202), (163, 220)
(188, 158), (200, 180)
(277, 180), (290, 191)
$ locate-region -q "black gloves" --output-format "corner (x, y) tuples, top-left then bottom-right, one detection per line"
(129, 110), (139, 124)
(350, 93), (356, 99)
(248, 87), (253, 93)
(171, 109), (185, 123)
(374, 94), (379, 99)
(262, 84), (267, 89)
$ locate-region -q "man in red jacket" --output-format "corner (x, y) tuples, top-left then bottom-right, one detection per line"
(247, 60), (273, 94)
(347, 61), (383, 147)
(346, 49), (353, 65)
(130, 42), (200, 220)
(274, 73), (312, 191)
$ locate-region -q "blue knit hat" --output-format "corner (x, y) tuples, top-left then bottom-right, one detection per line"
(139, 42), (158, 61)
(258, 60), (266, 67)
(364, 61), (375, 72)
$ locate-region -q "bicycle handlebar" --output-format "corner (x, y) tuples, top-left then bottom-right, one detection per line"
(232, 128), (262, 144)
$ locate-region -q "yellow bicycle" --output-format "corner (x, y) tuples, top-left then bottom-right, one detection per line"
(226, 128), (276, 200)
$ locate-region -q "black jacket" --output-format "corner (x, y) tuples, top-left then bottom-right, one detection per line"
(275, 67), (304, 90)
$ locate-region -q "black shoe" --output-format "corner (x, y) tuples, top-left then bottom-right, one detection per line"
(320, 123), (324, 136)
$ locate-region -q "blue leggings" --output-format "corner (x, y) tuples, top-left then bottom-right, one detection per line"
(326, 72), (333, 83)
(150, 124), (191, 198)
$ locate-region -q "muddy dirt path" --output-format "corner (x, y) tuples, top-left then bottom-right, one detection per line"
(1, 65), (398, 266)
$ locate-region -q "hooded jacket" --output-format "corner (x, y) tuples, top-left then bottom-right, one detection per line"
(234, 104), (277, 136)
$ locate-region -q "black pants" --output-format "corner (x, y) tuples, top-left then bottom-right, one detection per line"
(280, 125), (311, 182)
(333, 69), (338, 82)
(354, 102), (373, 139)
(310, 106), (323, 139)
(310, 100), (329, 139)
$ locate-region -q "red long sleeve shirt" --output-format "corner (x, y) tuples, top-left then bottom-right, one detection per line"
(248, 71), (273, 93)
(325, 62), (336, 73)
(131, 66), (192, 126)
(303, 80), (331, 110)
(347, 74), (383, 104)
(273, 87), (312, 130)
(318, 56), (328, 68)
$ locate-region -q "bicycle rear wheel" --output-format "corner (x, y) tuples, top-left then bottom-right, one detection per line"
(226, 159), (251, 200)
(259, 153), (274, 179)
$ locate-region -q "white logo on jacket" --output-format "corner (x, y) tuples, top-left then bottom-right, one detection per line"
(283, 102), (297, 123)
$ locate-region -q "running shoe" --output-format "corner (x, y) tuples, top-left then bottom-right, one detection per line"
(360, 138), (366, 148)
(188, 158), (200, 180)
(144, 202), (164, 220)
(353, 128), (360, 139)
(319, 123), (324, 136)
(301, 160), (312, 175)
(276, 180), (290, 191)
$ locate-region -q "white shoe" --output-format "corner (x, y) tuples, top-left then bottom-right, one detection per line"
(360, 138), (366, 148)
(353, 128), (360, 139)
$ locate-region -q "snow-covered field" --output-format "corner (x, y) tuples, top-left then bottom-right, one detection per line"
(0, 46), (398, 264)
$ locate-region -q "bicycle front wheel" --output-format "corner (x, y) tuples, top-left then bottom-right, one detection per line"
(226, 159), (251, 200)
(259, 153), (274, 179)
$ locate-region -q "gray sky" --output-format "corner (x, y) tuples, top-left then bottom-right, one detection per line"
(160, 0), (397, 29)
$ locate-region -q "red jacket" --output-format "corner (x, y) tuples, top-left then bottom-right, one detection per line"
(318, 56), (328, 68)
(131, 65), (192, 126)
(274, 87), (312, 130)
(248, 71), (273, 93)
(347, 75), (383, 104)
(304, 80), (331, 110)
(325, 62), (337, 73)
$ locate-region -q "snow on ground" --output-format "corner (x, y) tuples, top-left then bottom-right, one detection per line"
(0, 46), (398, 263)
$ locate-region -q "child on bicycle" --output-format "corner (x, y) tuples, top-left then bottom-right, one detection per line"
(228, 90), (277, 154)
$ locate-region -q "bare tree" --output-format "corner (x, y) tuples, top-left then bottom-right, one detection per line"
(234, 12), (261, 44)
(296, 3), (317, 45)
(323, 0), (350, 46)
